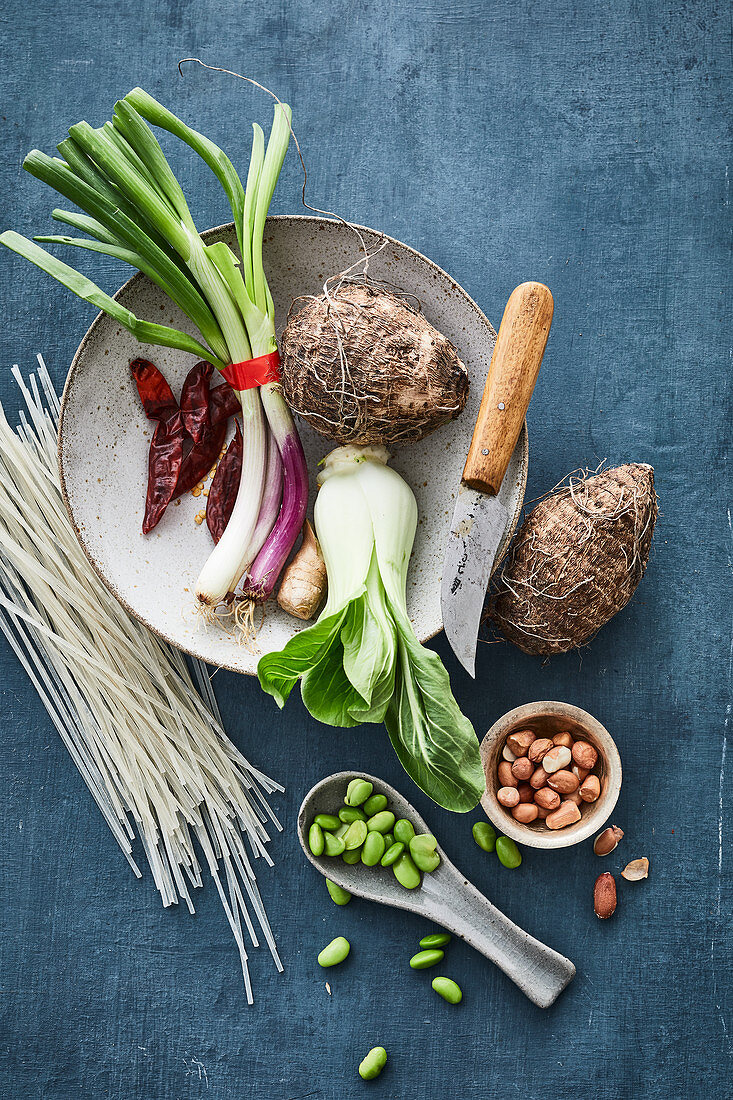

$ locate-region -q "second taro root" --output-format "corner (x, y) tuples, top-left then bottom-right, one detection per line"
(490, 464), (658, 656)
(279, 283), (469, 446)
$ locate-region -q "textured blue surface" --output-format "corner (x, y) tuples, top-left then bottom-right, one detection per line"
(0, 2), (730, 1097)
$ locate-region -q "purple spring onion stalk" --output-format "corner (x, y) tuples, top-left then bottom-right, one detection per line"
(242, 384), (309, 602)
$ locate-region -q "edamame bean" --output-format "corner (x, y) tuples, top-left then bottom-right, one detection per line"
(361, 831), (385, 867)
(334, 823), (349, 839)
(343, 819), (368, 850)
(380, 841), (404, 868)
(326, 879), (352, 906)
(496, 836), (522, 869)
(409, 949), (444, 969)
(345, 779), (373, 806)
(383, 832), (394, 850)
(308, 822), (325, 856)
(313, 813), (340, 831)
(342, 847), (362, 864)
(317, 936), (351, 967)
(358, 1046), (387, 1081)
(363, 793), (388, 817)
(409, 834), (440, 873)
(419, 932), (451, 949)
(393, 819), (415, 847)
(366, 810), (395, 834)
(392, 851), (421, 889)
(472, 821), (497, 853)
(432, 976), (463, 1004)
(323, 831), (346, 857)
(339, 806), (367, 824)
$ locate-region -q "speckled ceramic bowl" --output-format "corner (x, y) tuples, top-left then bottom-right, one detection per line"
(480, 701), (622, 850)
(58, 215), (528, 674)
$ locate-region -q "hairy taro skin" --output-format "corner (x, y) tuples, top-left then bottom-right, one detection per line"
(279, 283), (469, 445)
(490, 463), (658, 656)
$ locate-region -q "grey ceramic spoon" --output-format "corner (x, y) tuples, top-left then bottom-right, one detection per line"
(298, 771), (576, 1008)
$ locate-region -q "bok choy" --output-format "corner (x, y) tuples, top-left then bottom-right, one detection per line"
(0, 89), (307, 616)
(258, 446), (484, 812)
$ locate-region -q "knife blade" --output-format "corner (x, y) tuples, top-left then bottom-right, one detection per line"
(441, 282), (554, 676)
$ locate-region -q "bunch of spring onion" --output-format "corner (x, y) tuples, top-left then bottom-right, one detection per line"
(258, 445), (485, 812)
(0, 89), (308, 619)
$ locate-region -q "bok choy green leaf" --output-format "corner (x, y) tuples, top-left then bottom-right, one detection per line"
(258, 445), (484, 812)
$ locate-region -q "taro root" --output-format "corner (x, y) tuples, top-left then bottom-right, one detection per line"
(279, 283), (469, 446)
(490, 464), (658, 656)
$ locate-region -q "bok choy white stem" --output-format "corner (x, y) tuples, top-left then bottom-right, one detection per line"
(257, 446), (485, 813)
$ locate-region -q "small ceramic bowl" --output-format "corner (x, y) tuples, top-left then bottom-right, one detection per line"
(479, 701), (622, 850)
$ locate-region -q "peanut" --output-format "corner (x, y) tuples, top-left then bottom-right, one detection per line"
(552, 732), (574, 749)
(517, 782), (535, 804)
(530, 765), (549, 789)
(497, 786), (520, 808)
(511, 803), (539, 824)
(546, 801), (582, 830)
(571, 763), (590, 783)
(535, 805), (550, 820)
(564, 788), (584, 806)
(502, 744), (517, 762)
(594, 872), (617, 918)
(542, 746), (572, 773)
(534, 787), (561, 811)
(497, 761), (518, 788)
(579, 774), (601, 802)
(572, 741), (598, 770)
(510, 756), (534, 781)
(528, 737), (553, 764)
(546, 769), (579, 794)
(593, 825), (624, 856)
(506, 729), (535, 757)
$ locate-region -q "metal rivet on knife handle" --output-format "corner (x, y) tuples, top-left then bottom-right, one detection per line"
(463, 282), (554, 496)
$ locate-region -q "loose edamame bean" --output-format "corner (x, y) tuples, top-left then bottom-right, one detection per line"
(409, 834), (440, 873)
(361, 831), (385, 867)
(326, 879), (352, 906)
(383, 832), (394, 850)
(343, 820), (368, 850)
(380, 841), (404, 868)
(432, 976), (463, 1004)
(313, 813), (340, 831)
(334, 823), (349, 839)
(342, 847), (362, 865)
(323, 831), (346, 857)
(308, 822), (325, 856)
(317, 936), (351, 967)
(392, 851), (421, 889)
(339, 806), (366, 824)
(363, 793), (388, 817)
(345, 779), (373, 806)
(409, 949), (444, 969)
(358, 1046), (387, 1081)
(419, 932), (451, 949)
(472, 821), (497, 853)
(496, 835), (522, 869)
(393, 818), (415, 847)
(366, 810), (395, 834)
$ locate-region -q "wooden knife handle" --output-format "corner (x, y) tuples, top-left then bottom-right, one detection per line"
(463, 282), (553, 494)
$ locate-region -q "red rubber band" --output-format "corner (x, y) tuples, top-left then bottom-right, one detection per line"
(221, 350), (281, 390)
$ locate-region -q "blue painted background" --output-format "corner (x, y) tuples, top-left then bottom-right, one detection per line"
(0, 1), (730, 1097)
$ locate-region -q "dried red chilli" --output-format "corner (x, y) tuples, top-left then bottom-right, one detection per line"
(180, 361), (213, 444)
(177, 418), (229, 497)
(209, 381), (240, 424)
(207, 421), (243, 543)
(130, 358), (178, 421)
(143, 412), (185, 534)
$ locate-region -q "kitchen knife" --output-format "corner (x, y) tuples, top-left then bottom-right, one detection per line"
(441, 282), (554, 676)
